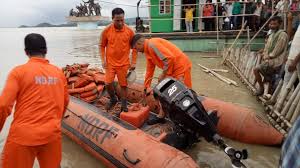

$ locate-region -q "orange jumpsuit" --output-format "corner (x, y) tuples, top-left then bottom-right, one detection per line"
(99, 24), (137, 86)
(0, 57), (69, 168)
(143, 38), (192, 88)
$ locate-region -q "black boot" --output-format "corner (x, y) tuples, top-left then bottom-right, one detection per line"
(147, 116), (166, 125)
(105, 89), (118, 110)
(121, 99), (128, 112)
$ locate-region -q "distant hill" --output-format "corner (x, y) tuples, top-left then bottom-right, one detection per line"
(19, 17), (149, 28)
(19, 22), (77, 28)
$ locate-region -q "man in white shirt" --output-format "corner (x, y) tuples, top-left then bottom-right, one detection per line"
(283, 25), (300, 86)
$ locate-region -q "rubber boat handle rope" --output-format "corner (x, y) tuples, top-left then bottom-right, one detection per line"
(64, 108), (118, 138)
(123, 149), (141, 165)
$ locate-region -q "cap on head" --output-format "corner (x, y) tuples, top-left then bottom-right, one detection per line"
(24, 33), (47, 56)
(131, 34), (144, 48)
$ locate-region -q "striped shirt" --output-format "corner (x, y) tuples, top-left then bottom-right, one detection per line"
(263, 30), (288, 67)
(280, 117), (300, 168)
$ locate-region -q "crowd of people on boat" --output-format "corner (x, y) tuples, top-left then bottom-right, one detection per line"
(0, 5), (299, 168)
(184, 0), (300, 32)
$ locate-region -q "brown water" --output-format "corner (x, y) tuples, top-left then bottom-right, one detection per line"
(0, 27), (280, 168)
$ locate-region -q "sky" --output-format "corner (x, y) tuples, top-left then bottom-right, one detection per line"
(0, 0), (149, 27)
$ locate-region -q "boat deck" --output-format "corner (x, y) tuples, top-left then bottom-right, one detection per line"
(94, 96), (174, 139)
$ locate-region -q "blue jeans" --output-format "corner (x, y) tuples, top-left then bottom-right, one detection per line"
(232, 15), (239, 29)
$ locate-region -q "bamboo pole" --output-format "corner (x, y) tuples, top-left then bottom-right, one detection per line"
(290, 99), (300, 123)
(225, 60), (256, 91)
(247, 52), (256, 77)
(238, 48), (244, 70)
(235, 47), (241, 65)
(267, 104), (293, 128)
(241, 49), (250, 75)
(229, 47), (235, 61)
(244, 52), (255, 79)
(240, 49), (250, 74)
(272, 72), (298, 115)
(241, 50), (249, 74)
(202, 69), (232, 85)
(268, 79), (283, 105)
(286, 87), (300, 120)
(198, 64), (238, 86)
(281, 84), (300, 118)
(222, 21), (247, 64)
(249, 54), (259, 85)
(211, 69), (229, 73)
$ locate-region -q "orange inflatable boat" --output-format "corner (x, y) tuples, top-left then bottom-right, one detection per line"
(62, 63), (283, 168)
(62, 97), (199, 168)
(119, 82), (284, 145)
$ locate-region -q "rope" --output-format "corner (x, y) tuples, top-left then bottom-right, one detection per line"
(64, 107), (118, 138)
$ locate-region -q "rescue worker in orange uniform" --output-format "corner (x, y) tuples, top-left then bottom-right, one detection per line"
(131, 34), (192, 125)
(0, 33), (69, 168)
(99, 7), (137, 112)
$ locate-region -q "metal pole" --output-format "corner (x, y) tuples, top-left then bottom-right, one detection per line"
(217, 2), (219, 55)
(242, 1), (246, 28)
(137, 0), (141, 18)
(284, 2), (288, 31)
(148, 0), (152, 33)
(272, 0), (274, 15)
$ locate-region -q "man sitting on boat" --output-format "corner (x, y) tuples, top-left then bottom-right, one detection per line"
(253, 16), (288, 96)
(99, 7), (137, 112)
(131, 34), (192, 125)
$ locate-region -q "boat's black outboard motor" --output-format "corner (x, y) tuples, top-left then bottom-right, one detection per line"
(153, 77), (248, 168)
